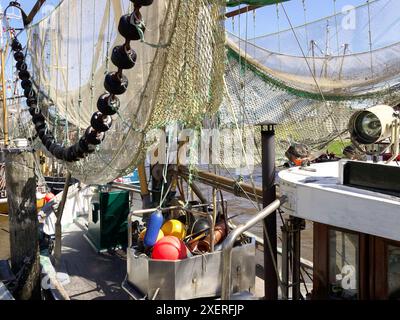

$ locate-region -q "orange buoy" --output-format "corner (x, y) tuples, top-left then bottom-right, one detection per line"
(44, 192), (55, 203)
(151, 236), (187, 260)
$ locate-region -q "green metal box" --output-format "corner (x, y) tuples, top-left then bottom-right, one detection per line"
(86, 190), (129, 251)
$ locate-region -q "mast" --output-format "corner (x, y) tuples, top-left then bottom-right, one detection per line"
(0, 18), (8, 147)
(1, 3), (40, 300)
(1, 51), (8, 147)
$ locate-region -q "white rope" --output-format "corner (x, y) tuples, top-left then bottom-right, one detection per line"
(280, 2), (346, 149)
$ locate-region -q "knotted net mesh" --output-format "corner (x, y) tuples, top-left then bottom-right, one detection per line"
(25, 0), (226, 184)
(219, 0), (400, 168)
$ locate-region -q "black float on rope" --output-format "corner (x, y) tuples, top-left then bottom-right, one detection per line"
(104, 72), (129, 95)
(133, 0), (154, 6)
(90, 112), (113, 133)
(111, 45), (137, 70)
(12, 1), (153, 162)
(97, 94), (120, 116)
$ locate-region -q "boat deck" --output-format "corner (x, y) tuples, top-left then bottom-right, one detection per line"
(59, 222), (129, 300)
(57, 220), (312, 300)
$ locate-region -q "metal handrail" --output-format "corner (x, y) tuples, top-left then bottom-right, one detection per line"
(221, 197), (286, 300)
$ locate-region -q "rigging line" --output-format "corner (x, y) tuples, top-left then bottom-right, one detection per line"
(226, 59), (263, 174)
(310, 0), (393, 62)
(78, 0), (84, 137)
(105, 0), (112, 73)
(218, 160), (259, 211)
(333, 0), (340, 54)
(89, 0), (96, 115)
(54, 6), (60, 140)
(253, 8), (256, 57)
(65, 0), (71, 146)
(302, 0), (309, 52)
(223, 79), (261, 210)
(247, 0), (381, 42)
(321, 0), (393, 61)
(280, 3), (346, 149)
(367, 0), (374, 76)
(342, 46), (393, 92)
(275, 3), (281, 56)
(225, 46), (262, 157)
(239, 9), (249, 176)
(159, 129), (172, 208)
(262, 213), (285, 294)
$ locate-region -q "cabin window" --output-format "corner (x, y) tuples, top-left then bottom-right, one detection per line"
(388, 245), (400, 299)
(328, 230), (359, 299)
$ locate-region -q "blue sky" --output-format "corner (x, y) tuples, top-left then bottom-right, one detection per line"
(1, 0), (367, 34)
(0, 0), (391, 59)
(226, 0), (366, 37)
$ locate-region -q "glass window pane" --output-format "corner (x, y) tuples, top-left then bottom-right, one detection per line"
(328, 230), (359, 299)
(388, 245), (400, 299)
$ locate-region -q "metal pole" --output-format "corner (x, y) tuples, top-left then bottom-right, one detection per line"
(1, 50), (8, 147)
(221, 198), (285, 300)
(26, 0), (47, 26)
(178, 166), (263, 203)
(292, 217), (303, 300)
(281, 221), (289, 300)
(54, 171), (71, 269)
(137, 162), (151, 208)
(225, 5), (263, 18)
(260, 122), (278, 300)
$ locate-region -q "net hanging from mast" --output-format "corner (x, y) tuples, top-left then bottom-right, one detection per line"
(25, 0), (226, 184)
(219, 0), (400, 168)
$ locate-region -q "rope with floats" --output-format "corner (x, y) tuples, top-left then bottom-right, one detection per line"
(9, 0), (154, 162)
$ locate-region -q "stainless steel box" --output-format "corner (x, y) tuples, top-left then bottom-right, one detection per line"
(126, 238), (256, 300)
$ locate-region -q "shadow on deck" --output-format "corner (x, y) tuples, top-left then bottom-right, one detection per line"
(59, 223), (128, 300)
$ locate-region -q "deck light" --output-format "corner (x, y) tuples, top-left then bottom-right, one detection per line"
(349, 105), (400, 162)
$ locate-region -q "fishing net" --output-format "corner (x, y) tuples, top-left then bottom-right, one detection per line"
(24, 0), (226, 184)
(228, 0), (400, 96)
(219, 0), (400, 169)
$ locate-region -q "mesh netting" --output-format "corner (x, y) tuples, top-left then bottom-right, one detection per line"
(217, 0), (400, 169)
(25, 0), (225, 184)
(228, 0), (400, 96)
(219, 42), (400, 167)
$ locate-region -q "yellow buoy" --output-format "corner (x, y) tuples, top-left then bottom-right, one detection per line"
(139, 228), (164, 242)
(161, 219), (186, 240)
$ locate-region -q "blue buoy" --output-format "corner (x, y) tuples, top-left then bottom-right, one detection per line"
(144, 210), (164, 247)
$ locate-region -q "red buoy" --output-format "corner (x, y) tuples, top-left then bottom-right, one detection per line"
(151, 236), (187, 261)
(44, 192), (55, 203)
